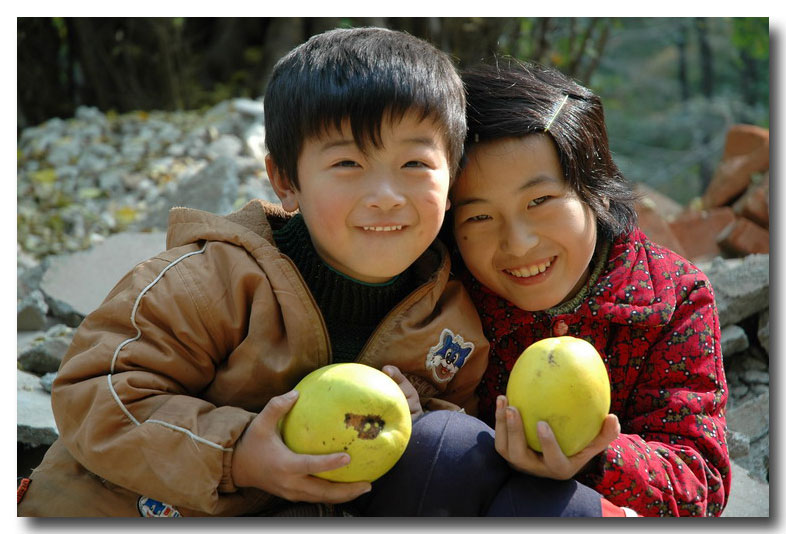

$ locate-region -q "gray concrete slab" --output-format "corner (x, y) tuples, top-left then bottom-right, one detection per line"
(40, 231), (167, 317)
(723, 460), (769, 517)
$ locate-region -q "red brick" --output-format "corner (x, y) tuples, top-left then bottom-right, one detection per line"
(669, 207), (736, 262)
(633, 183), (685, 220)
(635, 200), (687, 257)
(732, 173), (769, 229)
(717, 216), (770, 256)
(702, 124), (769, 209)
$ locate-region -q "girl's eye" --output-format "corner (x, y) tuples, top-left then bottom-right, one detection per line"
(528, 196), (550, 208)
(466, 214), (491, 223)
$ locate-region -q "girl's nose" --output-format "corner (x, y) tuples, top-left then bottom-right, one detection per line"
(500, 220), (539, 255)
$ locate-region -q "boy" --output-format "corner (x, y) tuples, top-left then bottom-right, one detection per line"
(18, 27), (488, 517)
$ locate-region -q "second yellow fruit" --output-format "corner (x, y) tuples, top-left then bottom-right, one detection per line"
(505, 336), (610, 457)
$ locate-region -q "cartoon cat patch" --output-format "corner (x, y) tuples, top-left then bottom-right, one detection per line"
(138, 496), (181, 517)
(426, 329), (474, 383)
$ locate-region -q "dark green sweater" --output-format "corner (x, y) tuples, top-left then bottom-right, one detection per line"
(273, 214), (415, 363)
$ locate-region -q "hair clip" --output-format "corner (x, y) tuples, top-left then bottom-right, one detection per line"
(474, 133), (480, 143)
(544, 94), (570, 132)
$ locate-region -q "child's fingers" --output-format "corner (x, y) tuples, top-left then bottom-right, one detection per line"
(504, 406), (529, 463)
(536, 421), (573, 479)
(383, 365), (423, 417)
(494, 396), (509, 457)
(382, 365), (415, 399)
(382, 364), (404, 383)
(258, 390), (299, 429)
(285, 453), (372, 503)
(296, 451), (352, 476)
(586, 414), (621, 453)
(293, 475), (372, 504)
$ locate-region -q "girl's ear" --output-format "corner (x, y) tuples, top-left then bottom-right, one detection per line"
(265, 155), (299, 212)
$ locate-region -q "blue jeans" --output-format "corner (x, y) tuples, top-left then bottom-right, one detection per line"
(349, 410), (602, 517)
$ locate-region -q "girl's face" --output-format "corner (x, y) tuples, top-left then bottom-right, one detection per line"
(452, 135), (598, 312)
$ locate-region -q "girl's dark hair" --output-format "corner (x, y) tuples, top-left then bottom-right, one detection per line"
(264, 27), (466, 187)
(460, 58), (638, 241)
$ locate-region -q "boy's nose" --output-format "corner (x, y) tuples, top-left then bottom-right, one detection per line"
(500, 221), (539, 255)
(365, 179), (406, 211)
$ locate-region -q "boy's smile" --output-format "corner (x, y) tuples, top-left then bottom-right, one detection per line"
(452, 135), (597, 311)
(268, 111), (451, 284)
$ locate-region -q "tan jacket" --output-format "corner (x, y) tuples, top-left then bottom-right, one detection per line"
(18, 199), (489, 517)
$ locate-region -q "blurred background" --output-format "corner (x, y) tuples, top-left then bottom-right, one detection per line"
(18, 17), (769, 204)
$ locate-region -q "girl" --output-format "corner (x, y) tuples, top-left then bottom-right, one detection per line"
(448, 60), (731, 516)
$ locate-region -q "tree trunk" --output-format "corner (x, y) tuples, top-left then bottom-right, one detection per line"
(695, 17), (715, 191)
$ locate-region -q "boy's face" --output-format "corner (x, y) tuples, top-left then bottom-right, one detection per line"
(451, 135), (597, 312)
(268, 111), (451, 284)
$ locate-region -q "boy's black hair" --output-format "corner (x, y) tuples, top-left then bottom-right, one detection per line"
(264, 27), (466, 188)
(459, 58), (638, 241)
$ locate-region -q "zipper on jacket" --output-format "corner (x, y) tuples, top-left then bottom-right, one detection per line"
(278, 255), (333, 364)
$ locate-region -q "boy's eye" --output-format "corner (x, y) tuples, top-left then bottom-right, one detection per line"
(403, 160), (428, 169)
(335, 160), (360, 168)
(528, 196), (550, 208)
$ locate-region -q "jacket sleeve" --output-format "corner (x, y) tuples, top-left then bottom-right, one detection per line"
(579, 275), (731, 516)
(51, 242), (276, 515)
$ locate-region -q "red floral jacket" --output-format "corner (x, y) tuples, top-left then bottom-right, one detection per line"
(458, 228), (730, 517)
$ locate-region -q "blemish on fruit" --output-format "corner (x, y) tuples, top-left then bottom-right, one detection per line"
(345, 413), (385, 439)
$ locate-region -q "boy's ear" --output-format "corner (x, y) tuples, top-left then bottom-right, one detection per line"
(265, 154), (299, 212)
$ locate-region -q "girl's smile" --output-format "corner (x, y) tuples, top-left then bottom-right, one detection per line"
(452, 134), (598, 312)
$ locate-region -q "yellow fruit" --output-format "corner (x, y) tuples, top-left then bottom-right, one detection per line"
(505, 336), (610, 457)
(281, 363), (412, 482)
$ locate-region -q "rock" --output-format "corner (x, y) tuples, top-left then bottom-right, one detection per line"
(701, 254), (769, 327)
(17, 255), (47, 297)
(740, 353), (768, 373)
(716, 216), (769, 256)
(741, 370), (769, 385)
(242, 123), (267, 161)
(720, 324), (749, 357)
(732, 173), (769, 229)
(729, 383), (749, 401)
(702, 124), (769, 209)
(141, 156), (239, 230)
(231, 98), (265, 118)
(634, 198), (687, 257)
(41, 294), (84, 328)
(18, 330), (46, 356)
(17, 324), (75, 375)
(725, 429), (750, 459)
(40, 372), (58, 393)
(726, 391), (769, 442)
(758, 309), (769, 353)
(722, 460), (769, 517)
(17, 370), (59, 447)
(668, 207), (736, 262)
(205, 134), (243, 160)
(40, 231), (167, 318)
(17, 290), (49, 331)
